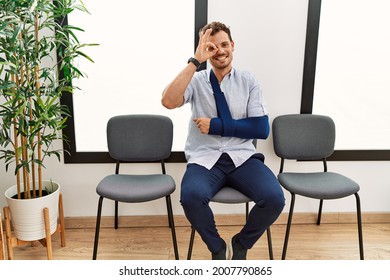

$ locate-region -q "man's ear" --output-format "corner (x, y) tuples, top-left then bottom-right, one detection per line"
(231, 40), (235, 51)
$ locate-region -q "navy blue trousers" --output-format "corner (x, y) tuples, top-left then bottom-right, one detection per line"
(181, 153), (285, 253)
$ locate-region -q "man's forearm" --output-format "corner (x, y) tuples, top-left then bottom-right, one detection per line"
(161, 63), (197, 109)
(209, 115), (270, 139)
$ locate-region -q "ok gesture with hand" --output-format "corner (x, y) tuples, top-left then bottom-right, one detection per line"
(194, 28), (218, 63)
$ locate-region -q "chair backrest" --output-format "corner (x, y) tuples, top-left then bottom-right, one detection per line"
(107, 114), (173, 162)
(272, 114), (335, 160)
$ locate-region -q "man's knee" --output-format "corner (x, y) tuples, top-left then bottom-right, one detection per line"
(273, 191), (285, 214)
(255, 188), (285, 214)
(180, 188), (211, 210)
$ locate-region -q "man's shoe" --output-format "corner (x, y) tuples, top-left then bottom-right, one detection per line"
(231, 234), (247, 260)
(212, 239), (229, 260)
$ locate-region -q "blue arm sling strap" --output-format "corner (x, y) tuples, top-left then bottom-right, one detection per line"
(209, 69), (269, 139)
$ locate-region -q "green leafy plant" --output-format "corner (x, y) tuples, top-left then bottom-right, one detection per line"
(0, 0), (96, 199)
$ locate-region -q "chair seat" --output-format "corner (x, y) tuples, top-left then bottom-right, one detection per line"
(96, 174), (175, 202)
(212, 187), (251, 203)
(278, 172), (360, 199)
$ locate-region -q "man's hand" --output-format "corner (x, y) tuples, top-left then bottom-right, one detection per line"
(193, 118), (211, 134)
(194, 28), (218, 63)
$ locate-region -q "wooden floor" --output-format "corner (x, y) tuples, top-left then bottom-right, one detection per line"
(3, 215), (390, 260)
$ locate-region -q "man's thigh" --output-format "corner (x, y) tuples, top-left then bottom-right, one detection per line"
(181, 163), (227, 201)
(227, 157), (280, 202)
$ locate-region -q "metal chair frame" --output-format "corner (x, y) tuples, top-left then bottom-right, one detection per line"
(186, 187), (274, 260)
(273, 114), (364, 260)
(279, 158), (364, 260)
(92, 115), (179, 260)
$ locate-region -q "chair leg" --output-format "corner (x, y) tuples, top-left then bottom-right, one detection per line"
(167, 201), (173, 229)
(188, 222), (274, 260)
(245, 202), (249, 221)
(355, 193), (364, 260)
(115, 201), (119, 229)
(282, 192), (295, 260)
(317, 199), (324, 225)
(266, 227), (274, 260)
(166, 195), (179, 260)
(187, 226), (196, 260)
(92, 196), (104, 260)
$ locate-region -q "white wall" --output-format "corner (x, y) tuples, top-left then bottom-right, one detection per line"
(1, 0), (390, 217)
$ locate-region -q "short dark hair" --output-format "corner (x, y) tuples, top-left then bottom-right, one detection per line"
(199, 21), (233, 41)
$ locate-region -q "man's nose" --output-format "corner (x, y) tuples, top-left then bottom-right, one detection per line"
(216, 48), (224, 54)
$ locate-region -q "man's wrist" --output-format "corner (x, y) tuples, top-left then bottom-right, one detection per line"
(188, 57), (201, 68)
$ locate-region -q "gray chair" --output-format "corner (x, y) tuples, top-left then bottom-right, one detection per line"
(272, 114), (364, 260)
(187, 187), (274, 260)
(92, 114), (179, 260)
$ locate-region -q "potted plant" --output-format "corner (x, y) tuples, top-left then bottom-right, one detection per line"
(0, 0), (94, 249)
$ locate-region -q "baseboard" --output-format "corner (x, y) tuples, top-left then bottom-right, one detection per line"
(63, 212), (390, 229)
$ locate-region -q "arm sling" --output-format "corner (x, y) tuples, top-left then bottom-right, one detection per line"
(208, 69), (270, 139)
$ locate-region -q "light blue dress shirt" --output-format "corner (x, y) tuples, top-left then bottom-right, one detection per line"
(183, 68), (268, 170)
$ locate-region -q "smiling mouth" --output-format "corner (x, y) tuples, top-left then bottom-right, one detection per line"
(213, 55), (228, 62)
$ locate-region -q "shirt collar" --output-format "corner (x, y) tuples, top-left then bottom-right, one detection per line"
(206, 67), (235, 83)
